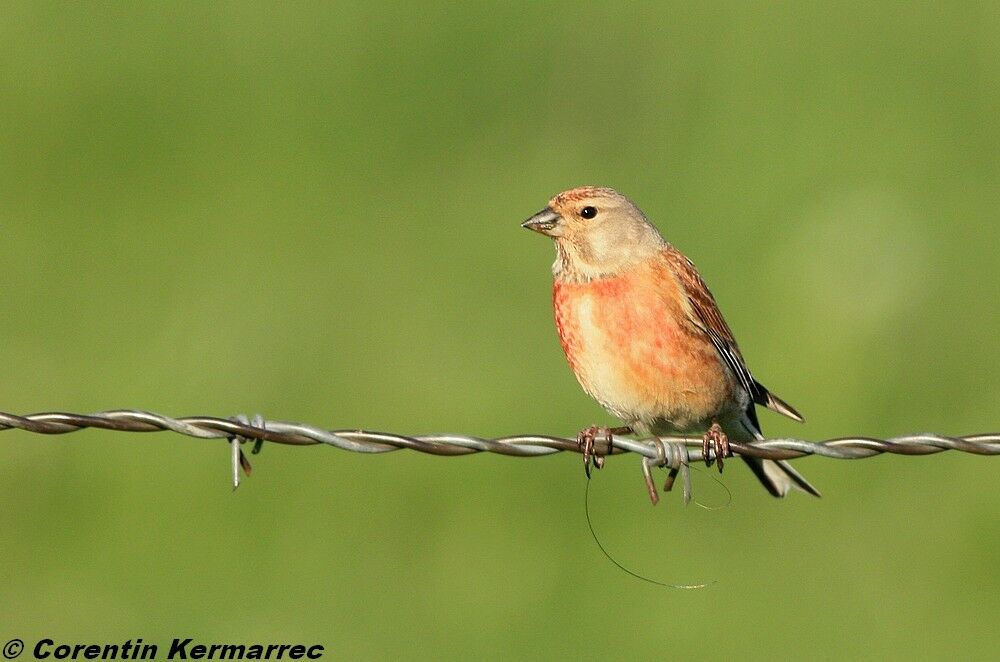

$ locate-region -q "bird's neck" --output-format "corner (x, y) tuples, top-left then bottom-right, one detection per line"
(552, 239), (668, 284)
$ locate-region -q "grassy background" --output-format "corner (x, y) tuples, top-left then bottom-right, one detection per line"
(2, 3), (999, 660)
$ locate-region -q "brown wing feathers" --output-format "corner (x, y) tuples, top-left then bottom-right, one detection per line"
(664, 246), (804, 423)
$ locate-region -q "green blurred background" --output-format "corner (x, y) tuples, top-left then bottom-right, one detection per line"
(2, 2), (998, 660)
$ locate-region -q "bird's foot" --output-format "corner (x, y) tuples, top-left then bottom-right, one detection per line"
(577, 425), (631, 478)
(702, 422), (730, 473)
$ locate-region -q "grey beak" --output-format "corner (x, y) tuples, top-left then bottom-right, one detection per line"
(521, 207), (560, 235)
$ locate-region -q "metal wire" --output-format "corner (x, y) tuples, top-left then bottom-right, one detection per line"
(3, 409), (999, 460)
(3, 409), (996, 496)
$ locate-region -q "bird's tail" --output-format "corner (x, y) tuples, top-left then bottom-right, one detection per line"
(737, 407), (820, 498)
(742, 456), (822, 498)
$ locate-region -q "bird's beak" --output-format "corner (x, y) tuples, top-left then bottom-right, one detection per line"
(521, 207), (561, 236)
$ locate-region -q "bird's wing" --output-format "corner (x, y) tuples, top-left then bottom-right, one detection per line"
(663, 247), (757, 395)
(662, 246), (804, 422)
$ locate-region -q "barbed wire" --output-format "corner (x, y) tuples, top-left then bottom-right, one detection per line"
(2, 410), (997, 501)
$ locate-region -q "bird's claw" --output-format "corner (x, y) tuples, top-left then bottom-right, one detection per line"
(702, 422), (730, 473)
(578, 425), (606, 478)
(577, 425), (633, 477)
(577, 425), (611, 478)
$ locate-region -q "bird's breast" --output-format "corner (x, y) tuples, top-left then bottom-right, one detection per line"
(552, 263), (733, 430)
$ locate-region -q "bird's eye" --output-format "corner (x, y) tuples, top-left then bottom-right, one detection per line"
(579, 206), (597, 219)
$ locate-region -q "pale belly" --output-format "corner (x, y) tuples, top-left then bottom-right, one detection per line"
(553, 273), (741, 433)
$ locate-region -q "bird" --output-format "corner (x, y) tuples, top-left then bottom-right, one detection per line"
(521, 186), (819, 498)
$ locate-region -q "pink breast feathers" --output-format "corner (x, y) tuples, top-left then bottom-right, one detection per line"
(552, 270), (694, 411)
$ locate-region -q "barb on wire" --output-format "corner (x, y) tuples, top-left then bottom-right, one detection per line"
(1, 410), (997, 496)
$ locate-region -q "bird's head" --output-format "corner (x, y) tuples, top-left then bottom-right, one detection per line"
(522, 186), (666, 281)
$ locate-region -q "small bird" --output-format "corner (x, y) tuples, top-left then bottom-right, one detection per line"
(522, 186), (819, 498)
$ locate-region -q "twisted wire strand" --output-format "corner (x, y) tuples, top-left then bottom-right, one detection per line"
(1, 410), (999, 462)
